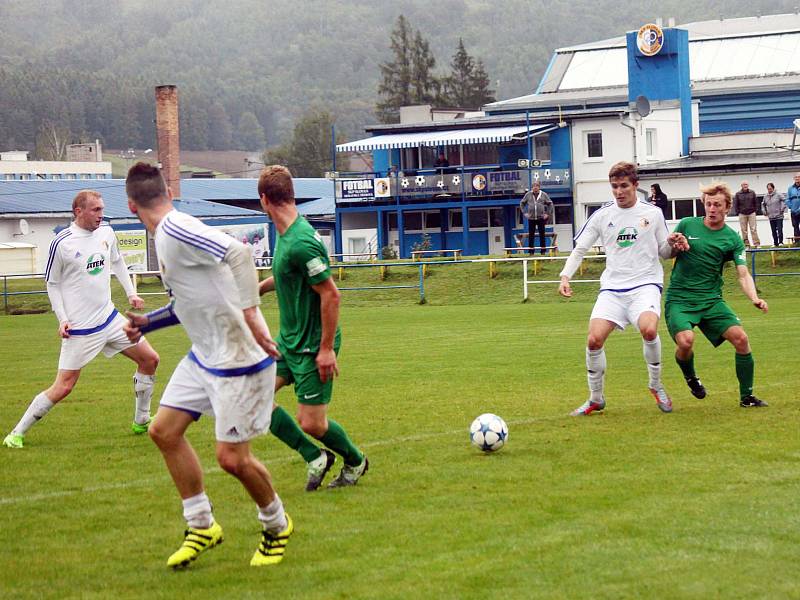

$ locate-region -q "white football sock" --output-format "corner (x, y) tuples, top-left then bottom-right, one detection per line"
(258, 495), (288, 533)
(12, 392), (54, 435)
(643, 336), (662, 389)
(133, 372), (155, 425)
(586, 347), (606, 402)
(182, 492), (214, 529)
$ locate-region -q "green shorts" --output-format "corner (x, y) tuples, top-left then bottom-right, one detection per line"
(665, 299), (741, 347)
(276, 345), (339, 405)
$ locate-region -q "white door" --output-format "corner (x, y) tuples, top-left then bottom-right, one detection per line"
(488, 227), (505, 255)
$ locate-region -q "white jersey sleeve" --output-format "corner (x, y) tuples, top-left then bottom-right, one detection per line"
(559, 204), (606, 279)
(160, 215), (231, 266)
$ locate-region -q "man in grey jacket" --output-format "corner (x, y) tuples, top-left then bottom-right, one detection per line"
(520, 180), (554, 255)
(761, 182), (786, 247)
(732, 181), (760, 247)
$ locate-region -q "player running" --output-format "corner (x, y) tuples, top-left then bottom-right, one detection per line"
(665, 182), (769, 407)
(558, 161), (687, 416)
(3, 190), (159, 449)
(258, 165), (368, 489)
(123, 163), (291, 568)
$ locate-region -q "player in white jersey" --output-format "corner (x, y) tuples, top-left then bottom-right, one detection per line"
(558, 162), (688, 416)
(3, 190), (159, 449)
(122, 163), (291, 569)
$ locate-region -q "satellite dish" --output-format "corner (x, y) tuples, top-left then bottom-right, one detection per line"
(635, 95), (652, 118)
(18, 219), (30, 235)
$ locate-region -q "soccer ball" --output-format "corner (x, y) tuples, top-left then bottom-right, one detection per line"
(469, 413), (508, 452)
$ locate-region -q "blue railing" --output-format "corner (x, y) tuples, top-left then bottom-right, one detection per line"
(748, 246), (800, 284)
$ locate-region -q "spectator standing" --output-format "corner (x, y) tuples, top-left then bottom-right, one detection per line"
(433, 151), (450, 173)
(520, 180), (554, 255)
(787, 173), (800, 242)
(732, 181), (760, 248)
(648, 183), (669, 220)
(761, 183), (786, 247)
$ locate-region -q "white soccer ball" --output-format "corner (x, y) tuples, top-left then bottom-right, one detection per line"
(469, 413), (508, 452)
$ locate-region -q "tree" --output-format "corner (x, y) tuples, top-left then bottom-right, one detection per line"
(263, 109), (337, 178)
(410, 31), (440, 105)
(34, 121), (72, 161)
(208, 101), (233, 150)
(441, 39), (496, 108)
(376, 15), (413, 123)
(236, 111), (266, 151)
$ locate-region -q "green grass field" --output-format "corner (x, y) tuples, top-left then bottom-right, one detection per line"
(1, 260), (799, 599)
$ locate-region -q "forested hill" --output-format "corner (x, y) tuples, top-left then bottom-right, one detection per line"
(0, 0), (795, 153)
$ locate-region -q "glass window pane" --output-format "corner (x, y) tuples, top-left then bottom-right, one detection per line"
(425, 211), (441, 229)
(387, 212), (398, 230)
(554, 204), (572, 225)
(450, 209), (463, 229)
(674, 199), (694, 219)
(586, 132), (603, 158)
(469, 209), (488, 228)
(405, 211), (423, 230)
(694, 199), (704, 217)
(489, 208), (504, 227)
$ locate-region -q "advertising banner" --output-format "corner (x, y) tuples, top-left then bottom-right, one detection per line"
(115, 230), (148, 272)
(339, 178), (376, 200)
(486, 169), (571, 193)
(218, 223), (270, 267)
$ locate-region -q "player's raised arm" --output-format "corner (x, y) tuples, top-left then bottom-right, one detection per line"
(558, 223), (596, 297)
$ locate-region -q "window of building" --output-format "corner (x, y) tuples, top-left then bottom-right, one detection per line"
(20, 174), (31, 180)
(554, 204), (573, 225)
(425, 211), (442, 229)
(586, 204), (603, 218)
(584, 131), (603, 159)
(694, 199), (704, 217)
(462, 143), (499, 167)
(80, 174), (91, 179)
(449, 209), (463, 229)
(65, 174), (76, 180)
(674, 199), (694, 219)
(534, 135), (551, 162)
(405, 211), (423, 231)
(645, 129), (657, 159)
(515, 207), (524, 228)
(387, 212), (398, 230)
(468, 208), (488, 229)
(489, 208), (504, 227)
(348, 237), (366, 254)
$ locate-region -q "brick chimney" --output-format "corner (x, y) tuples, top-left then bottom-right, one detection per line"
(155, 85), (180, 198)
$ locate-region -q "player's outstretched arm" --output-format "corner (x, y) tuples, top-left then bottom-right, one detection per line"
(110, 249), (142, 308)
(735, 265), (768, 313)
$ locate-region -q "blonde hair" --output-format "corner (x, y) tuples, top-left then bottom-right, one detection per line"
(700, 181), (732, 209)
(72, 190), (101, 214)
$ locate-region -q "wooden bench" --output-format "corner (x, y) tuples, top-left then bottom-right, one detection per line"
(411, 249), (462, 261)
(504, 246), (558, 257)
(330, 252), (378, 280)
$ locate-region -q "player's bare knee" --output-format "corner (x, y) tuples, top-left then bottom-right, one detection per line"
(148, 420), (177, 449)
(731, 331), (750, 353)
(216, 449), (245, 476)
(586, 335), (604, 351)
(640, 326), (658, 341)
(299, 418), (326, 439)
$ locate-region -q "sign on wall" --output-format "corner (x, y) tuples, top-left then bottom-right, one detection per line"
(218, 223), (270, 266)
(485, 169), (571, 193)
(115, 230), (148, 272)
(339, 178), (376, 200)
(637, 23), (664, 56)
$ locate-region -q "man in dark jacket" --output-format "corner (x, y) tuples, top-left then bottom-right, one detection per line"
(520, 181), (554, 255)
(733, 181), (760, 247)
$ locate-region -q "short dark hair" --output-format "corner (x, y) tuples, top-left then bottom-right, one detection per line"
(608, 161), (638, 184)
(258, 165), (295, 206)
(126, 162), (168, 207)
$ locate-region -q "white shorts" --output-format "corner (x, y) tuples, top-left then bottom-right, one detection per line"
(160, 356), (276, 443)
(590, 285), (662, 331)
(58, 312), (138, 370)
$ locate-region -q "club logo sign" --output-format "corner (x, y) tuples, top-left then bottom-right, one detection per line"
(637, 23), (663, 57)
(472, 174), (486, 191)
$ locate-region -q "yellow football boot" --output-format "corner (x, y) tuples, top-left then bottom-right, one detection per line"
(167, 521), (223, 569)
(250, 514), (293, 566)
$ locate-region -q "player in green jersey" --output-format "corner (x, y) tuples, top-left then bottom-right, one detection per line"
(257, 165), (368, 489)
(665, 181), (769, 407)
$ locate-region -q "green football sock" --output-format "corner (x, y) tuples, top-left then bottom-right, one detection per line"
(269, 405), (321, 463)
(735, 352), (755, 400)
(320, 419), (364, 467)
(676, 353), (696, 379)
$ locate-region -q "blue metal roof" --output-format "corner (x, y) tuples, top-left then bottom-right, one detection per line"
(0, 177), (335, 218)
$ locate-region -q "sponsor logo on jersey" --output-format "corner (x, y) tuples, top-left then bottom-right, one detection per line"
(616, 227), (638, 248)
(86, 253), (105, 275)
(738, 252), (745, 261)
(74, 251), (82, 258)
(607, 221), (615, 228)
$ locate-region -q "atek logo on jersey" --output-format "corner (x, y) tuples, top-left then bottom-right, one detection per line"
(616, 227), (638, 248)
(86, 253), (105, 275)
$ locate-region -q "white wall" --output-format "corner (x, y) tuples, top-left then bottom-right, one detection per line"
(0, 216), (71, 272)
(0, 160), (112, 178)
